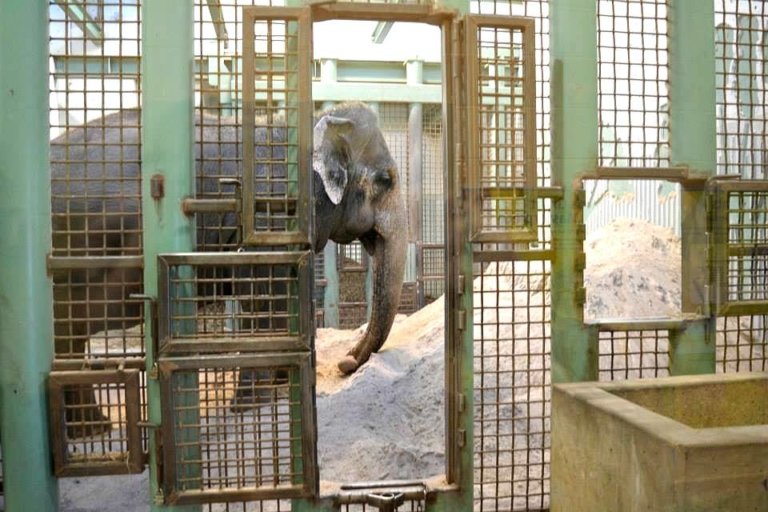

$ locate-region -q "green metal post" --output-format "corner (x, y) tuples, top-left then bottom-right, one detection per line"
(142, 2), (198, 510)
(0, 2), (59, 511)
(550, 0), (599, 383)
(669, 0), (717, 375)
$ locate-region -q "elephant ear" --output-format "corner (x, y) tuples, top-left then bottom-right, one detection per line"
(313, 114), (354, 205)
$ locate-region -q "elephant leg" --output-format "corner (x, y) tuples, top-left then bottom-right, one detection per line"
(338, 232), (406, 374)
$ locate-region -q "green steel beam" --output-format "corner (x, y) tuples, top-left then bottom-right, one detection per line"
(141, 1), (198, 510)
(669, 0), (717, 375)
(205, 0), (230, 45)
(0, 1), (60, 511)
(550, 0), (599, 384)
(54, 0), (104, 45)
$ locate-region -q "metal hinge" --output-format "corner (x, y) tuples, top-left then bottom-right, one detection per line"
(457, 310), (466, 331)
(148, 363), (159, 380)
(458, 393), (466, 413)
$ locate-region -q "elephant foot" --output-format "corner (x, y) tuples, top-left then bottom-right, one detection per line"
(338, 355), (360, 375)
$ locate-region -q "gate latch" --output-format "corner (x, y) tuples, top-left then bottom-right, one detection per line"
(367, 492), (405, 512)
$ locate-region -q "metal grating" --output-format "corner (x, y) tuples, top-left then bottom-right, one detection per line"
(596, 328), (670, 381)
(710, 183), (768, 313)
(717, 315), (768, 373)
(47, 369), (143, 477)
(379, 103), (410, 209)
(597, 0), (670, 168)
(467, 16), (537, 243)
(158, 252), (312, 354)
(473, 257), (551, 512)
(470, 0), (551, 188)
(242, 8), (312, 247)
(715, 0), (768, 179)
(159, 354), (315, 505)
(194, 0), (286, 252)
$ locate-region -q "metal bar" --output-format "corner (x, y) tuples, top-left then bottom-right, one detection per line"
(159, 250), (310, 266)
(181, 198), (238, 215)
(47, 255), (144, 270)
(669, 0), (716, 375)
(592, 166), (690, 181)
(550, 0), (599, 383)
(310, 3), (453, 25)
(0, 1), (59, 509)
(141, 1), (197, 510)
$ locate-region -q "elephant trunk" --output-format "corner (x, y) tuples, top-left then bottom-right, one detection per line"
(337, 200), (407, 375)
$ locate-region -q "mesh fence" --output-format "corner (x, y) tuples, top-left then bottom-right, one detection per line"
(473, 258), (551, 512)
(597, 0), (669, 168)
(715, 0), (768, 179)
(597, 328), (670, 381)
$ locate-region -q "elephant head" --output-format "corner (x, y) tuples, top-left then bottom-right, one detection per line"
(312, 102), (407, 375)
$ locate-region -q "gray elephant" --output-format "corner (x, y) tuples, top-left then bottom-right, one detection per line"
(51, 102), (406, 386)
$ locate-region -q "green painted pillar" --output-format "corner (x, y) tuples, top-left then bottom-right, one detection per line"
(141, 2), (197, 510)
(550, 0), (599, 383)
(669, 0), (717, 375)
(0, 1), (60, 510)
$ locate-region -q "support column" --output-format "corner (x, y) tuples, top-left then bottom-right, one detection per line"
(142, 2), (197, 510)
(669, 0), (717, 375)
(550, 0), (599, 383)
(320, 96), (340, 328)
(407, 60), (424, 307)
(0, 1), (59, 510)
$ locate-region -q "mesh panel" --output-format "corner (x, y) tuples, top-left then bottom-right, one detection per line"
(473, 259), (551, 512)
(470, 0), (551, 187)
(158, 252), (311, 353)
(194, 0), (285, 251)
(597, 0), (669, 167)
(597, 329), (670, 381)
(48, 369), (143, 476)
(468, 20), (537, 242)
(379, 103), (410, 208)
(725, 190), (768, 303)
(717, 315), (768, 373)
(715, 0), (768, 179)
(160, 356), (314, 503)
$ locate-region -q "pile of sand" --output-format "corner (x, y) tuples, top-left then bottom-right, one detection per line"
(57, 218), (690, 509)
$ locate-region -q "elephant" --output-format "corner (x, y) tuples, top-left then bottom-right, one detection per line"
(50, 101), (406, 410)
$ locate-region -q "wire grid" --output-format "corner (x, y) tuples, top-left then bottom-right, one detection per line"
(165, 364), (305, 498)
(245, 17), (304, 240)
(51, 267), (145, 359)
(53, 378), (140, 471)
(379, 103), (410, 206)
(49, 1), (146, 359)
(194, 0), (284, 251)
(473, 258), (551, 512)
(470, 1), (551, 188)
(717, 315), (768, 373)
(597, 329), (670, 381)
(597, 0), (670, 168)
(161, 259), (303, 344)
(473, 24), (534, 239)
(715, 0), (768, 179)
(724, 190), (768, 303)
(204, 500), (291, 512)
(338, 242), (367, 270)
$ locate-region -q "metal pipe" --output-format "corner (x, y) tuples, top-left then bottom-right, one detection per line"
(408, 60), (425, 307)
(141, 2), (198, 510)
(0, 1), (60, 510)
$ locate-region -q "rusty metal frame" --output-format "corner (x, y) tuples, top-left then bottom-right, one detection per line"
(158, 352), (317, 505)
(466, 15), (537, 243)
(709, 179), (768, 316)
(242, 7), (313, 247)
(157, 251), (313, 354)
(48, 368), (143, 477)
